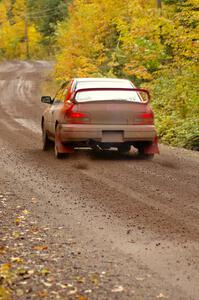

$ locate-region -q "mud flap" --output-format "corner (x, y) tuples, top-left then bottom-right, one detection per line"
(143, 135), (160, 155)
(55, 125), (74, 154)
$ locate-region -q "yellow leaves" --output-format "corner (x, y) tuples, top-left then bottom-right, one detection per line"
(39, 268), (50, 276)
(0, 286), (11, 300)
(10, 257), (24, 264)
(74, 276), (85, 284)
(0, 2), (8, 24)
(55, 0), (162, 80)
(22, 209), (30, 215)
(0, 263), (13, 298)
(15, 209), (30, 225)
(0, 0), (42, 59)
(15, 218), (21, 226)
(12, 231), (21, 238)
(90, 274), (99, 285)
(0, 263), (12, 277)
(55, 0), (198, 83)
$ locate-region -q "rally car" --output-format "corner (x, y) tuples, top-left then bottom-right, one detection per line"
(41, 78), (159, 158)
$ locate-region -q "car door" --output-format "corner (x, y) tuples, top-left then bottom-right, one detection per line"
(49, 86), (68, 135)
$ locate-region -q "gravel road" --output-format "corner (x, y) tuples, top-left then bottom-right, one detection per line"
(0, 61), (199, 300)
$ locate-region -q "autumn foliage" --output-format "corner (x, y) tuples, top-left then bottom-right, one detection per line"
(55, 0), (198, 150)
(0, 0), (42, 59)
(0, 0), (198, 149)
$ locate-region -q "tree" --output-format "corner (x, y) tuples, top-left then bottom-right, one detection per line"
(27, 0), (71, 53)
(0, 0), (42, 59)
(55, 0), (198, 149)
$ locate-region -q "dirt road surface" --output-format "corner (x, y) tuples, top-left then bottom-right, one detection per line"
(0, 61), (198, 300)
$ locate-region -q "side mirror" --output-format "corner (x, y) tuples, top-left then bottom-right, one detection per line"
(41, 96), (53, 104)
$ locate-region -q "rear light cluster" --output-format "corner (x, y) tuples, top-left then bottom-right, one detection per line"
(64, 104), (89, 124)
(135, 111), (154, 125)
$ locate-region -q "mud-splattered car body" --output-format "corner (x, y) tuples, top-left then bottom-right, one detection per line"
(41, 78), (159, 158)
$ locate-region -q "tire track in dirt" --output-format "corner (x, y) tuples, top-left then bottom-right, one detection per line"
(0, 61), (199, 299)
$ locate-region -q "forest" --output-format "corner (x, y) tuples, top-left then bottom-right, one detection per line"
(0, 0), (198, 150)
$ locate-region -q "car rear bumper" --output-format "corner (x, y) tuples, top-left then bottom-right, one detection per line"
(59, 124), (157, 143)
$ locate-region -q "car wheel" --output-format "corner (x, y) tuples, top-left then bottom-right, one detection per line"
(42, 127), (52, 151)
(54, 126), (65, 159)
(54, 144), (64, 159)
(138, 147), (154, 160)
(117, 144), (131, 154)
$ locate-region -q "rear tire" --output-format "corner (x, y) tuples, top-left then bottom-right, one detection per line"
(54, 126), (65, 159)
(42, 128), (52, 151)
(138, 147), (154, 160)
(54, 144), (64, 159)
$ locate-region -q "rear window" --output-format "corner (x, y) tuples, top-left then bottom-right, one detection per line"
(75, 90), (144, 103)
(76, 80), (133, 89)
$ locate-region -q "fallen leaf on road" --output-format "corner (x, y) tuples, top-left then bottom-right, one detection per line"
(31, 197), (39, 203)
(17, 268), (28, 276)
(22, 209), (30, 215)
(37, 290), (49, 298)
(78, 296), (88, 300)
(0, 263), (11, 274)
(40, 268), (50, 276)
(56, 282), (67, 289)
(157, 293), (169, 298)
(84, 290), (92, 294)
(67, 288), (77, 295)
(41, 280), (52, 287)
(0, 286), (10, 300)
(15, 218), (21, 226)
(11, 257), (24, 264)
(12, 231), (21, 238)
(111, 285), (124, 293)
(75, 276), (85, 283)
(30, 227), (39, 234)
(0, 245), (6, 255)
(65, 239), (76, 245)
(33, 245), (48, 251)
(20, 281), (27, 285)
(16, 289), (24, 296)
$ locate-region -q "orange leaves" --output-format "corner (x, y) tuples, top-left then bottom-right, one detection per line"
(0, 246), (6, 256)
(33, 245), (48, 251)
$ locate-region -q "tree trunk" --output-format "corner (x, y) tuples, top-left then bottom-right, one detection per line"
(157, 0), (162, 9)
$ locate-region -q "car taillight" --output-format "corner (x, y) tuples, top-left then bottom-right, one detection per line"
(65, 104), (89, 123)
(69, 112), (88, 119)
(135, 111), (154, 125)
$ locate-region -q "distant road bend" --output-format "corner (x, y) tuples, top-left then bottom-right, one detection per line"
(0, 61), (199, 299)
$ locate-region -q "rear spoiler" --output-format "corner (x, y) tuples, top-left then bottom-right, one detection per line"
(73, 88), (151, 102)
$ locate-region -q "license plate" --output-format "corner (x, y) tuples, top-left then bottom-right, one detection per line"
(102, 131), (123, 142)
